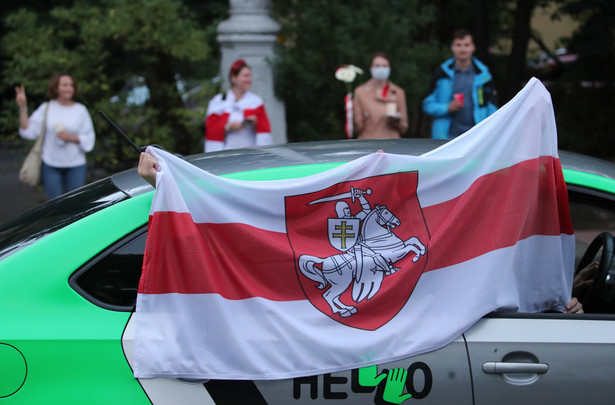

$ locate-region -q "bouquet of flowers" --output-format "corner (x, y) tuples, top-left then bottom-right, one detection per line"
(335, 65), (363, 139)
(335, 65), (363, 91)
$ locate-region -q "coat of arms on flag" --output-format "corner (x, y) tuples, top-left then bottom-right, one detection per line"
(285, 172), (429, 330)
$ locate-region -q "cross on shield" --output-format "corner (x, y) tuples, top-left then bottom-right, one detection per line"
(328, 218), (360, 251)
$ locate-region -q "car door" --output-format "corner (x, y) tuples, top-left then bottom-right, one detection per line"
(256, 345), (472, 405)
(211, 341), (473, 405)
(123, 314), (474, 405)
(465, 314), (615, 404)
(92, 229), (473, 405)
(464, 185), (615, 404)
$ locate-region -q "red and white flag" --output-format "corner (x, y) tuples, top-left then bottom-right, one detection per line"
(134, 78), (574, 380)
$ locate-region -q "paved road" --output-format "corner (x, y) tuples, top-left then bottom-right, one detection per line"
(0, 148), (46, 224)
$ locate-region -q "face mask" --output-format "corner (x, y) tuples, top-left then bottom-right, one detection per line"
(371, 66), (390, 80)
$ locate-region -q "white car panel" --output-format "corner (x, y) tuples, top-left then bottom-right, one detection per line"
(465, 316), (615, 404)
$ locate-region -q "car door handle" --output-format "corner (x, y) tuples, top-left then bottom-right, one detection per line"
(482, 362), (549, 374)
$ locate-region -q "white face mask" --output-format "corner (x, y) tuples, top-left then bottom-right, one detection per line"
(371, 66), (390, 80)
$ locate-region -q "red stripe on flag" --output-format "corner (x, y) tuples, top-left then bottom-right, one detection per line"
(422, 156), (573, 272)
(140, 214), (304, 299)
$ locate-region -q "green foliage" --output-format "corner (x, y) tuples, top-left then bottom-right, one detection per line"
(272, 0), (447, 142)
(552, 84), (615, 160)
(547, 0), (615, 161)
(555, 0), (615, 83)
(1, 0), (227, 174)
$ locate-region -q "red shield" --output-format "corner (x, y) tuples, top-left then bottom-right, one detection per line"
(285, 171), (429, 330)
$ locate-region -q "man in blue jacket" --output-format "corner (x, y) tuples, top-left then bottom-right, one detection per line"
(423, 29), (497, 140)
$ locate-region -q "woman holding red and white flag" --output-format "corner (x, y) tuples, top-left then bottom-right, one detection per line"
(204, 59), (272, 152)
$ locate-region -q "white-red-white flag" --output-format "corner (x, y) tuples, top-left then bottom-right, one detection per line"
(204, 90), (272, 152)
(134, 78), (574, 380)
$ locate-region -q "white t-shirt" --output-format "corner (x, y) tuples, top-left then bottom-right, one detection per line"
(19, 100), (95, 168)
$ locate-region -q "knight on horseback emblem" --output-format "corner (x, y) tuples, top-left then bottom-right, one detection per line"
(298, 186), (426, 318)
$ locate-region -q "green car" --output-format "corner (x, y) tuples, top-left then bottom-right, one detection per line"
(1, 139), (614, 405)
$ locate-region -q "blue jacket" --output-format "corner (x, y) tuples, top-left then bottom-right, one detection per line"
(422, 57), (497, 139)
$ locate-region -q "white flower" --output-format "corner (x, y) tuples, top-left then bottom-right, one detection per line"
(335, 67), (357, 83)
(347, 65), (364, 75)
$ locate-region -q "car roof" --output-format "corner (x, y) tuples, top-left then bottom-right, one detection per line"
(110, 139), (615, 197)
(558, 149), (615, 180)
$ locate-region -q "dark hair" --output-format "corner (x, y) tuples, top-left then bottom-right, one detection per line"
(229, 59), (250, 82)
(48, 73), (77, 99)
(452, 29), (472, 42)
(370, 51), (390, 66)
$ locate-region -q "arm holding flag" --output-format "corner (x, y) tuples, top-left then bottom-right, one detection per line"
(564, 297), (583, 314)
(138, 152), (158, 188)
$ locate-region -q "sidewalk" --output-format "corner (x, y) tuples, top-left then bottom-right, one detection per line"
(0, 148), (46, 223)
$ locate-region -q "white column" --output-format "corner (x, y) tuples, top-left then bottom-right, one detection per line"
(217, 0), (287, 144)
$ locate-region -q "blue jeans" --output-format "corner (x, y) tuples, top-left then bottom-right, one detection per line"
(41, 162), (87, 201)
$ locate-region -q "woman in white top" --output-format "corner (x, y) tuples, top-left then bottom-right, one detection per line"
(16, 73), (95, 200)
(204, 59), (272, 152)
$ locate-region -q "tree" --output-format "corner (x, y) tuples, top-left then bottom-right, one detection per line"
(272, 0), (444, 141)
(1, 0), (227, 172)
(554, 0), (615, 84)
(546, 0), (615, 160)
(503, 0), (537, 102)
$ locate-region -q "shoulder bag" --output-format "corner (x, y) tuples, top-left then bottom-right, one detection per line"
(19, 102), (50, 187)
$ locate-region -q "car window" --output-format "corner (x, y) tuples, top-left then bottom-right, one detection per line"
(0, 178), (128, 261)
(70, 227), (147, 312)
(568, 188), (615, 267)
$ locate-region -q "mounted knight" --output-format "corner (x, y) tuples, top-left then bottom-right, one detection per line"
(298, 186), (426, 318)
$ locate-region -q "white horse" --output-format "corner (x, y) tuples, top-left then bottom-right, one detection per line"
(298, 205), (426, 318)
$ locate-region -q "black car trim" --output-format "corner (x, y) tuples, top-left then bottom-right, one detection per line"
(204, 380), (268, 404)
(68, 225), (148, 312)
(484, 311), (615, 320)
(567, 184), (615, 203)
(0, 179), (128, 261)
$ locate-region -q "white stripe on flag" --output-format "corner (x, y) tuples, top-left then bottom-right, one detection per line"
(134, 234), (573, 379)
